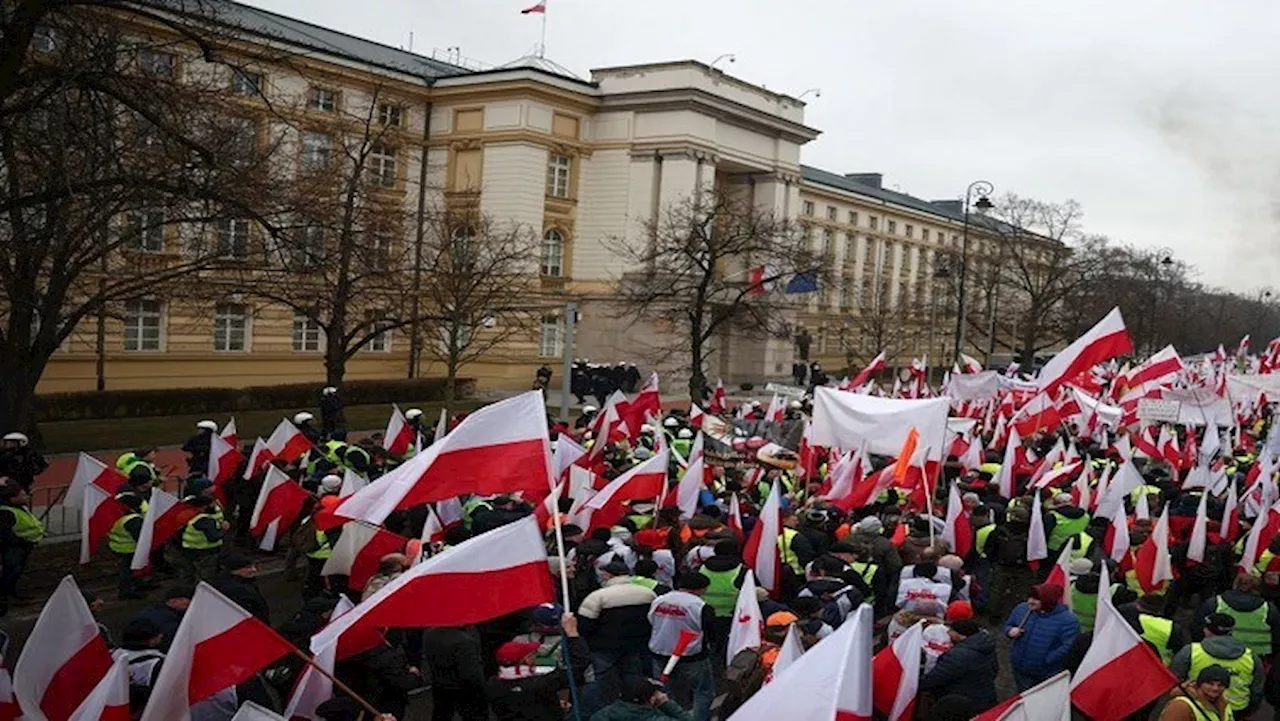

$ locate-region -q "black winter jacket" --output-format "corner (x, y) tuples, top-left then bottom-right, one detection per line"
(920, 630), (999, 707)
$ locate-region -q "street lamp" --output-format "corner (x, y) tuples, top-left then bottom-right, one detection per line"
(953, 180), (994, 365)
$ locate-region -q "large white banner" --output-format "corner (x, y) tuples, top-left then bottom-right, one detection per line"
(811, 387), (950, 459)
(1160, 388), (1234, 427)
(947, 371), (1000, 401)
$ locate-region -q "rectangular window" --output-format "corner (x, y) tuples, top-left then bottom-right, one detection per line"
(802, 201), (815, 216)
(368, 231), (391, 270)
(905, 224), (914, 238)
(883, 241), (895, 267)
(820, 229), (833, 257)
(125, 210), (165, 252)
(308, 87), (336, 112)
(214, 303), (248, 351)
(378, 104), (403, 127)
(292, 313), (324, 352)
(541, 230), (565, 277)
(845, 236), (856, 262)
(887, 220), (897, 235)
(216, 218), (250, 258)
(539, 316), (563, 358)
(297, 225), (324, 268)
(366, 315), (391, 352)
(300, 131), (331, 171)
(921, 229), (930, 242)
(864, 238), (875, 265)
(123, 299), (162, 351)
(139, 49), (175, 77)
(370, 144), (397, 188)
(227, 118), (257, 165)
(869, 216), (879, 230)
(848, 211), (859, 226)
(230, 69), (260, 95)
(546, 153), (571, 198)
(826, 206), (838, 221)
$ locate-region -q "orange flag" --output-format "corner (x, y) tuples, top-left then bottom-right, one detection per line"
(892, 428), (920, 482)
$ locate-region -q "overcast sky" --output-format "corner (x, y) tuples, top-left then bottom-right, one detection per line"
(243, 0), (1280, 290)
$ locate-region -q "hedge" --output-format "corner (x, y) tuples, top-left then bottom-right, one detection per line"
(33, 377), (476, 422)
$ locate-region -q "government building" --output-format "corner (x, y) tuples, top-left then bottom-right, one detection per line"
(37, 0), (1042, 396)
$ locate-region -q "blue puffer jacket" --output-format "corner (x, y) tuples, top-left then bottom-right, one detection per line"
(1005, 602), (1080, 678)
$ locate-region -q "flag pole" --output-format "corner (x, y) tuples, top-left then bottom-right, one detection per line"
(289, 647), (384, 719)
(539, 2), (548, 58)
(548, 489), (583, 721)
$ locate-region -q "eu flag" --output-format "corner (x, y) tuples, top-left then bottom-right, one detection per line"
(784, 271), (818, 294)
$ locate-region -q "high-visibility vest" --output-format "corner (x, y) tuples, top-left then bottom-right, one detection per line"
(1256, 551), (1280, 588)
(1217, 597), (1272, 657)
(1130, 484), (1161, 504)
(0, 506), (45, 543)
(1189, 643), (1256, 712)
(1070, 582), (1119, 634)
(975, 524), (996, 558)
(1048, 511), (1091, 551)
(778, 528), (802, 573)
(850, 561), (878, 604)
(115, 452), (137, 471)
(627, 514), (654, 530)
(1138, 614), (1174, 664)
(1166, 695), (1234, 721)
(631, 577), (659, 591)
(463, 497), (493, 529)
(323, 440), (346, 464)
(343, 444), (370, 469)
(181, 513), (222, 551)
(978, 462), (1001, 477)
(1071, 533), (1094, 561)
(117, 492), (149, 516)
(700, 566), (742, 617)
(108, 513), (142, 554)
(307, 528), (333, 560)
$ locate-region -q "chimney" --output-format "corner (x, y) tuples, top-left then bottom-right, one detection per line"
(930, 199), (963, 215)
(843, 173), (882, 189)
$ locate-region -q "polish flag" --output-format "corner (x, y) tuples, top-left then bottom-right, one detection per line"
(577, 449), (668, 531)
(139, 584), (294, 721)
(848, 351), (887, 390)
(207, 432), (243, 497)
(339, 468), (367, 498)
(1131, 425), (1159, 459)
(1071, 462), (1093, 511)
(1012, 391), (1061, 438)
(725, 570), (763, 666)
(959, 353), (985, 374)
(1106, 510), (1131, 564)
(321, 522), (408, 592)
(1134, 490), (1151, 521)
(940, 484), (973, 559)
(1128, 345), (1184, 389)
(674, 454), (707, 521)
(13, 576), (114, 721)
(689, 403), (705, 429)
(383, 404), (415, 456)
(1069, 564), (1178, 719)
(873, 621), (925, 721)
(552, 434), (586, 481)
(249, 466), (310, 552)
(995, 427), (1022, 499)
(1037, 307), (1133, 395)
(283, 597), (355, 721)
(709, 379), (726, 415)
(1030, 460), (1083, 491)
(332, 392), (553, 528)
(730, 605), (873, 721)
(1031, 438), (1065, 485)
(1027, 492), (1048, 569)
(80, 484), (127, 564)
(1222, 481), (1240, 542)
(743, 481), (782, 594)
(68, 653), (129, 721)
(218, 418), (238, 448)
(267, 418), (312, 463)
(520, 1), (546, 14)
(131, 488), (200, 572)
(727, 493), (744, 541)
(313, 516), (553, 648)
(1188, 492), (1210, 563)
(1096, 456), (1143, 523)
(764, 395), (787, 423)
(242, 437), (269, 480)
(1133, 507), (1174, 593)
(769, 624), (806, 682)
(974, 670), (1071, 721)
(620, 374), (662, 439)
(66, 453), (125, 508)
(1045, 541), (1075, 609)
(823, 448), (867, 508)
(960, 434), (984, 472)
(1156, 426), (1181, 467)
(423, 497), (465, 544)
(745, 264), (772, 295)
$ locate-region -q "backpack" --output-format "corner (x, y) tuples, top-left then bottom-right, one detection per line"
(995, 528), (1029, 566)
(712, 648), (766, 720)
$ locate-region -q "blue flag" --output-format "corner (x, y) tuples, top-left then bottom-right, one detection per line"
(784, 271), (818, 294)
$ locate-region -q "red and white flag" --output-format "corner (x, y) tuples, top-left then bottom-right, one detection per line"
(959, 353), (985, 374)
(140, 584), (293, 721)
(674, 453), (706, 521)
(313, 516), (554, 647)
(1012, 391), (1061, 438)
(873, 621), (925, 721)
(709, 379), (727, 415)
(283, 597), (355, 721)
(13, 576), (114, 721)
(520, 1), (546, 14)
(1070, 564), (1177, 719)
(1188, 491), (1210, 563)
(1031, 460), (1083, 491)
(746, 264), (773, 295)
(249, 466), (310, 552)
(242, 437), (269, 480)
(974, 670), (1070, 721)
(1027, 492), (1048, 568)
(1133, 507), (1174, 593)
(68, 654), (129, 721)
(383, 404), (415, 457)
(1046, 541), (1075, 609)
(743, 480), (782, 594)
(995, 427), (1022, 499)
(940, 483), (972, 559)
(727, 493), (744, 541)
(218, 418), (238, 448)
(552, 435), (587, 481)
(1127, 345), (1184, 390)
(730, 605), (873, 721)
(725, 570), (763, 666)
(207, 432), (243, 490)
(333, 392), (553, 527)
(264, 418), (312, 465)
(66, 453), (124, 508)
(764, 395), (787, 424)
(847, 351), (887, 390)
(689, 403), (705, 429)
(1037, 307), (1133, 395)
(131, 488), (199, 572)
(577, 449), (668, 531)
(339, 468), (367, 498)
(80, 484), (127, 565)
(321, 522), (408, 592)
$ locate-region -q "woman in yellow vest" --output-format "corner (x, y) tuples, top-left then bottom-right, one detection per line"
(1158, 666), (1235, 721)
(1171, 614), (1263, 716)
(0, 484), (45, 615)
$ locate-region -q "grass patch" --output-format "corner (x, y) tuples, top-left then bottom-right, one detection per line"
(38, 399), (486, 454)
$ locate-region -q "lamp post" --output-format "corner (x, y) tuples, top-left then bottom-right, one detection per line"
(953, 181), (994, 365)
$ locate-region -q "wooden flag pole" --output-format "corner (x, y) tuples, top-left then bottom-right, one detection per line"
(290, 647), (385, 719)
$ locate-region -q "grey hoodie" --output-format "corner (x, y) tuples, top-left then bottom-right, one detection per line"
(1169, 635), (1263, 711)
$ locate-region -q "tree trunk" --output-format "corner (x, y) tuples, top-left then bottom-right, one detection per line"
(687, 331), (706, 403)
(0, 352), (43, 446)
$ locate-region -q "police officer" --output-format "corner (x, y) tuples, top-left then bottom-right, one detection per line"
(0, 484), (45, 614)
(319, 386), (343, 437)
(294, 411), (322, 445)
(0, 433), (48, 491)
(180, 492), (226, 583)
(109, 493), (147, 598)
(343, 439), (373, 476)
(182, 420), (218, 476)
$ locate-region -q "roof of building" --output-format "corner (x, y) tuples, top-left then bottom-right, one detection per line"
(158, 0), (471, 80)
(495, 53), (584, 81)
(800, 165), (968, 223)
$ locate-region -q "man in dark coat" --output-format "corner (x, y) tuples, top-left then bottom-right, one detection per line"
(334, 640), (426, 719)
(423, 625), (489, 721)
(485, 613), (590, 721)
(920, 620), (999, 714)
(130, 585), (193, 651)
(181, 421), (217, 476)
(209, 551), (270, 623)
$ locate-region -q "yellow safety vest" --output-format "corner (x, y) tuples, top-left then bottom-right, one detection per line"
(1189, 643), (1256, 712)
(1070, 533), (1094, 561)
(108, 513), (142, 554)
(0, 506), (45, 543)
(1138, 614), (1174, 664)
(1216, 598), (1272, 658)
(975, 523), (996, 558)
(181, 513), (222, 551)
(307, 527), (333, 560)
(1048, 511), (1091, 552)
(851, 561), (878, 604)
(700, 566), (742, 617)
(1167, 695), (1233, 721)
(778, 528), (802, 574)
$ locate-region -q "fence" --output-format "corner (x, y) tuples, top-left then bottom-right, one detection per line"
(34, 476), (185, 542)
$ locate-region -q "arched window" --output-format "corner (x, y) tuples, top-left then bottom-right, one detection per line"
(541, 229), (564, 277)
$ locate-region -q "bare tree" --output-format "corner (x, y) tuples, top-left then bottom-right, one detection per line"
(608, 189), (821, 401)
(417, 207), (542, 407)
(837, 274), (930, 373)
(0, 2), (292, 435)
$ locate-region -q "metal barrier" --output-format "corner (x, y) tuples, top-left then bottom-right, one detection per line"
(33, 478), (184, 542)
